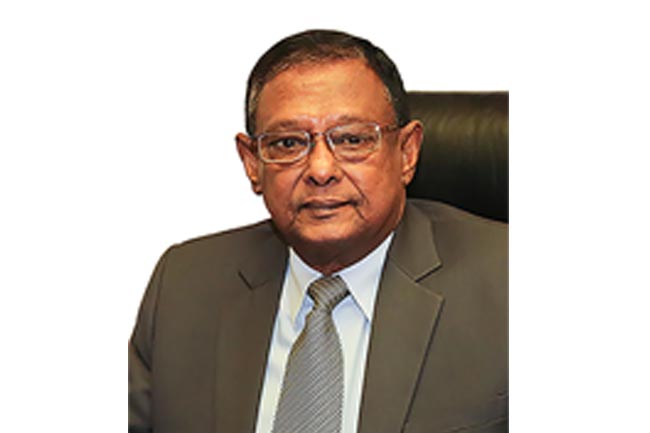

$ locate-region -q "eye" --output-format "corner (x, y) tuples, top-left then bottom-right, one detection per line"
(267, 135), (308, 149)
(331, 133), (372, 146)
(342, 134), (362, 145)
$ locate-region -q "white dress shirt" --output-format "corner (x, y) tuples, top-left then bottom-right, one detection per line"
(254, 233), (394, 433)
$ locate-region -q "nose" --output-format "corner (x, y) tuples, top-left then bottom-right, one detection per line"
(304, 134), (341, 186)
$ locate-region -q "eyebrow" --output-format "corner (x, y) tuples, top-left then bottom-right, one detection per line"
(263, 120), (306, 132)
(263, 115), (372, 133)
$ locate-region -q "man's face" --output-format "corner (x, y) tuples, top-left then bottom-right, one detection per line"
(237, 59), (422, 271)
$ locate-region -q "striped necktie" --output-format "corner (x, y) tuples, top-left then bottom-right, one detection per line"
(272, 275), (350, 433)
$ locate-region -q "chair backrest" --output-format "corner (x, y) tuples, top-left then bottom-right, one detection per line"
(406, 92), (509, 222)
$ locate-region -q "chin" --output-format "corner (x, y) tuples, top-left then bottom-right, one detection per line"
(292, 223), (360, 248)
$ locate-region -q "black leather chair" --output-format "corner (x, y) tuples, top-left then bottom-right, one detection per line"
(406, 92), (508, 222)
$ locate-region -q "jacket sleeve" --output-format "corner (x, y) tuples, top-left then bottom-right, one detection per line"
(128, 248), (171, 433)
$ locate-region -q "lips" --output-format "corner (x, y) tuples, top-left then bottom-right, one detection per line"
(302, 199), (349, 209)
(299, 198), (355, 213)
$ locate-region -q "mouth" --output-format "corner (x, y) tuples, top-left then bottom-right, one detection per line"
(299, 198), (355, 217)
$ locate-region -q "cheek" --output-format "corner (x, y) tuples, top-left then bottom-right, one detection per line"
(260, 170), (299, 217)
(356, 155), (402, 194)
(351, 158), (404, 213)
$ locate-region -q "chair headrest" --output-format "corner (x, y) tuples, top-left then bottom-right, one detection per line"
(406, 92), (508, 222)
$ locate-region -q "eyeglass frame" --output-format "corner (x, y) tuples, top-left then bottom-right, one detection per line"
(250, 122), (402, 164)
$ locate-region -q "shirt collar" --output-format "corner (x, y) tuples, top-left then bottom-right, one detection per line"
(286, 233), (394, 324)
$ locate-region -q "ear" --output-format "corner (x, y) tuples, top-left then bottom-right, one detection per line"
(398, 120), (423, 186)
(236, 133), (263, 195)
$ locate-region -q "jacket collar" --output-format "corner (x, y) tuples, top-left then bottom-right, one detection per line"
(388, 200), (442, 280)
(238, 223), (289, 289)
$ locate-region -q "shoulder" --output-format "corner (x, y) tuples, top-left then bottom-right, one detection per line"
(141, 218), (286, 315)
(407, 198), (507, 250)
(408, 198), (507, 230)
(405, 198), (507, 275)
(174, 219), (276, 251)
(160, 219), (280, 272)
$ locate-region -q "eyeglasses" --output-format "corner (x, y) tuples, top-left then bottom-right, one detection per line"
(252, 122), (400, 164)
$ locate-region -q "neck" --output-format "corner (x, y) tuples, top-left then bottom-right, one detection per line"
(291, 226), (397, 276)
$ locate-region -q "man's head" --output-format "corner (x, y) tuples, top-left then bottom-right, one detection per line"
(245, 29), (411, 136)
(236, 30), (423, 274)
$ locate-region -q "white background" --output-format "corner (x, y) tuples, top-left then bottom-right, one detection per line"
(1, 1), (648, 432)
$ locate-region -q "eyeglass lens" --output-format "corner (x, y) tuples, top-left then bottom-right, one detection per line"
(259, 123), (381, 163)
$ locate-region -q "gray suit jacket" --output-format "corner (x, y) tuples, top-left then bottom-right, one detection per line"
(129, 199), (508, 433)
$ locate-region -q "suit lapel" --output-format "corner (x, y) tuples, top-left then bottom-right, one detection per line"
(213, 225), (288, 433)
(358, 203), (445, 433)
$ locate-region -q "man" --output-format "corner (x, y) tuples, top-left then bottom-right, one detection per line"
(129, 30), (507, 433)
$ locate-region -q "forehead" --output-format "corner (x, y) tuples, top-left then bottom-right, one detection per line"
(255, 59), (394, 132)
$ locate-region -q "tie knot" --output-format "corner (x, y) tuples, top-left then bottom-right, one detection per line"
(307, 275), (349, 312)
